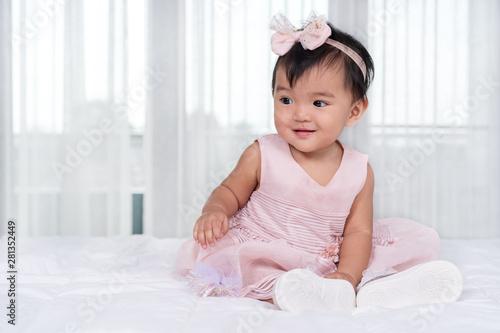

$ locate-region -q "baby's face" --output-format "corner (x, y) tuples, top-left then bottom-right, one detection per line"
(273, 65), (360, 155)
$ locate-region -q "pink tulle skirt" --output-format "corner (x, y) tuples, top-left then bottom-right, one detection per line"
(175, 218), (440, 300)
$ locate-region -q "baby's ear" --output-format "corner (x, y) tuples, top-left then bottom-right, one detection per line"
(346, 97), (368, 127)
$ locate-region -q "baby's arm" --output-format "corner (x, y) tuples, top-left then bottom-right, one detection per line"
(325, 163), (374, 289)
(193, 141), (260, 249)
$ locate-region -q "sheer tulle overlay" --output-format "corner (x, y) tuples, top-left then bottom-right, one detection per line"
(176, 218), (440, 299)
(175, 135), (440, 299)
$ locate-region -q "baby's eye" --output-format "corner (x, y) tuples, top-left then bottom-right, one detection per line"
(313, 100), (327, 107)
(280, 97), (293, 105)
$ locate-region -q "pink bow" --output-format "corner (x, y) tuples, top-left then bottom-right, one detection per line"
(270, 13), (331, 56)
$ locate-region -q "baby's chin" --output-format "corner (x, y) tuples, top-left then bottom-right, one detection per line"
(293, 142), (344, 159)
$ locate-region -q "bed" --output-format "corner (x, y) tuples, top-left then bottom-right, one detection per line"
(1, 235), (499, 333)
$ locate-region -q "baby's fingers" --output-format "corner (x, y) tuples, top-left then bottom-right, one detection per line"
(197, 226), (208, 249)
(212, 215), (227, 241)
(214, 217), (229, 242)
(221, 216), (229, 237)
(204, 221), (216, 247)
(195, 220), (209, 249)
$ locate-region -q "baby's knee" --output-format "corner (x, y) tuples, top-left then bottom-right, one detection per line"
(175, 238), (200, 275)
(418, 226), (441, 260)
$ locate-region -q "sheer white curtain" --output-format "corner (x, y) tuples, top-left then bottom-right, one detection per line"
(2, 0), (139, 236)
(365, 0), (500, 238)
(143, 0), (185, 237)
(2, 0), (498, 239)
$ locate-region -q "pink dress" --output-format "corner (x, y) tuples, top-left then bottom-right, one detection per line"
(175, 134), (440, 299)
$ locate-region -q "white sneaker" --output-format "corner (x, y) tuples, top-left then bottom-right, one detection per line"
(356, 260), (463, 309)
(272, 268), (356, 313)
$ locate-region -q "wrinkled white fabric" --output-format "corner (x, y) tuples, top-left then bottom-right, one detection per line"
(1, 235), (497, 332)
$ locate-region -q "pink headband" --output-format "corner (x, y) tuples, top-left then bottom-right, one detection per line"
(269, 13), (367, 80)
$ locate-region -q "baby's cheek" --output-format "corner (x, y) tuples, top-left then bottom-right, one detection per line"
(273, 115), (285, 129)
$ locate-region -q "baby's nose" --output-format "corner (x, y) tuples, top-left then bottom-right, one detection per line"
(293, 107), (312, 122)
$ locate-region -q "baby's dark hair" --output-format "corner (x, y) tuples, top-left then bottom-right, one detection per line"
(271, 22), (374, 102)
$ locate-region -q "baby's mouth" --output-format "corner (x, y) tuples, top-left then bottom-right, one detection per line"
(293, 129), (316, 137)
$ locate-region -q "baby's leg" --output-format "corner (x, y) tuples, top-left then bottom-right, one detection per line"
(361, 218), (440, 286)
(354, 218), (463, 308)
(356, 260), (463, 308)
(175, 238), (200, 276)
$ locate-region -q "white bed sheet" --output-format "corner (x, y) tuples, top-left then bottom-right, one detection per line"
(0, 235), (499, 333)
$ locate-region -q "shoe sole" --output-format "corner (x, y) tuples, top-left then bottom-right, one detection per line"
(356, 260), (463, 309)
(273, 269), (356, 313)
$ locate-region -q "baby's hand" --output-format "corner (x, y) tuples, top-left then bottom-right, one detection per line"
(193, 208), (229, 249)
(323, 272), (357, 290)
